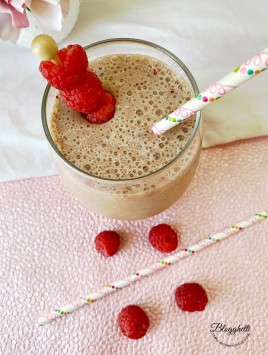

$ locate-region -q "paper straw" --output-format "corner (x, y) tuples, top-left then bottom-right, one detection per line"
(38, 210), (267, 325)
(152, 48), (268, 134)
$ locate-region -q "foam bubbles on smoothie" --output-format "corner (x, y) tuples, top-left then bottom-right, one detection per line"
(50, 54), (196, 180)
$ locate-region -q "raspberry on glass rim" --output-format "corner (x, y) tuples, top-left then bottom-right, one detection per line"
(83, 91), (116, 124)
(59, 70), (104, 114)
(39, 43), (89, 90)
(31, 34), (116, 123)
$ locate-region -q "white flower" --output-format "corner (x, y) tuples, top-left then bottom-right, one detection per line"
(26, 0), (69, 31)
(0, 0), (29, 42)
(0, 0), (70, 42)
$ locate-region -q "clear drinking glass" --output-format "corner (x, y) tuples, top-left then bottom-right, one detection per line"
(42, 38), (202, 220)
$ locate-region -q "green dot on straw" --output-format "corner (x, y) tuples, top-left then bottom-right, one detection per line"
(86, 298), (91, 303)
(234, 66), (240, 73)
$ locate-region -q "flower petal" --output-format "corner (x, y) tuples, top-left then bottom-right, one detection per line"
(37, 0), (60, 5)
(0, 12), (21, 42)
(8, 0), (27, 14)
(60, 0), (69, 18)
(0, 1), (29, 28)
(29, 0), (63, 31)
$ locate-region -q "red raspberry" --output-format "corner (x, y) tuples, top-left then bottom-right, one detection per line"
(40, 44), (88, 90)
(60, 71), (104, 114)
(117, 305), (150, 339)
(149, 224), (178, 253)
(84, 91), (116, 124)
(175, 282), (208, 312)
(94, 231), (120, 257)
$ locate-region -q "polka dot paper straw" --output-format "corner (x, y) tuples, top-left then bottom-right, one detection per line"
(38, 211), (267, 325)
(152, 48), (268, 134)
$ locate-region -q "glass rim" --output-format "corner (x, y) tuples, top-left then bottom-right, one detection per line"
(42, 37), (201, 183)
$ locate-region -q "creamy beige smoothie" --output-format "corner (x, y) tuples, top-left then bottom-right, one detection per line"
(44, 41), (201, 220)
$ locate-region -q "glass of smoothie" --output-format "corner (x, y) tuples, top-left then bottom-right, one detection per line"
(42, 38), (202, 220)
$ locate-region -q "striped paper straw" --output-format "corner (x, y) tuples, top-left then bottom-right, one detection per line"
(152, 48), (268, 134)
(38, 211), (267, 325)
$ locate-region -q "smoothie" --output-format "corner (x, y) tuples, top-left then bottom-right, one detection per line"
(44, 41), (201, 219)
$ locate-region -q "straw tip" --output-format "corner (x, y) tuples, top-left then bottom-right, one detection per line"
(38, 317), (48, 326)
(151, 124), (162, 135)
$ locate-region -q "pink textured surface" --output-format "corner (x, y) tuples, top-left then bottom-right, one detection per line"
(1, 137), (268, 354)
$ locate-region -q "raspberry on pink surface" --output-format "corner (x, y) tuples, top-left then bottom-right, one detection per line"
(94, 231), (120, 257)
(175, 282), (208, 312)
(117, 305), (150, 339)
(149, 223), (179, 253)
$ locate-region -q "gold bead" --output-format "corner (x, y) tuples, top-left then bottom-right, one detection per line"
(31, 34), (58, 61)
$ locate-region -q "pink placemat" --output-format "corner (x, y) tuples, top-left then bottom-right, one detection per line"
(1, 137), (268, 354)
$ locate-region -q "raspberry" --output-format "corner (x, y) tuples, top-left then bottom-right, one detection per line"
(39, 42), (117, 121)
(149, 224), (178, 253)
(40, 44), (88, 90)
(84, 91), (116, 124)
(117, 305), (150, 339)
(94, 231), (120, 257)
(175, 282), (208, 312)
(60, 71), (104, 114)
